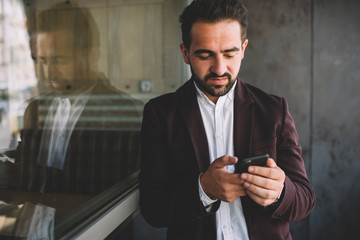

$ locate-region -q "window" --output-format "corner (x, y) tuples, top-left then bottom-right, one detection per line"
(0, 0), (188, 238)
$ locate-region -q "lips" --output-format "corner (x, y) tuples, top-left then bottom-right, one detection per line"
(208, 77), (228, 85)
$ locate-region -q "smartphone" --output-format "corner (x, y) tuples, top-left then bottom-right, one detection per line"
(239, 154), (269, 173)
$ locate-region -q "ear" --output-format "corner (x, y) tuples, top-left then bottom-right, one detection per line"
(180, 43), (190, 65)
(241, 39), (248, 60)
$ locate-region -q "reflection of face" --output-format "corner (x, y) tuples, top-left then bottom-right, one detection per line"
(36, 31), (88, 93)
(180, 20), (248, 103)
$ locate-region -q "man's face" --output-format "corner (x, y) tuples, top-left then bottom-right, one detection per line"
(36, 31), (87, 93)
(180, 20), (248, 102)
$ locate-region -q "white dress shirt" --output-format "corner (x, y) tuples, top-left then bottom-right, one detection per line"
(37, 91), (91, 170)
(195, 81), (249, 240)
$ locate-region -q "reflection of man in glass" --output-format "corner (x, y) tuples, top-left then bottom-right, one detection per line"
(15, 2), (142, 194)
(34, 3), (102, 94)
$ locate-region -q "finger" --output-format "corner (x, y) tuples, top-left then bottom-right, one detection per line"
(212, 155), (238, 168)
(247, 165), (284, 181)
(219, 185), (247, 202)
(232, 187), (247, 197)
(242, 173), (282, 191)
(224, 183), (247, 194)
(226, 173), (245, 185)
(244, 181), (278, 200)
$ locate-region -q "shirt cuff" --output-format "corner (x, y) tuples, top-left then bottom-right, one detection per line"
(198, 173), (218, 208)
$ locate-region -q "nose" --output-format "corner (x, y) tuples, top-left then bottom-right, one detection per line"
(211, 55), (227, 76)
(42, 61), (55, 80)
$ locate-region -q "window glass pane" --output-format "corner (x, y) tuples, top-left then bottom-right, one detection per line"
(0, 0), (184, 238)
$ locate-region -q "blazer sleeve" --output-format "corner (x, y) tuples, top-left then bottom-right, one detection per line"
(271, 98), (316, 222)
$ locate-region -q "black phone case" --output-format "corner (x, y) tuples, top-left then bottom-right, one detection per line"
(239, 154), (269, 173)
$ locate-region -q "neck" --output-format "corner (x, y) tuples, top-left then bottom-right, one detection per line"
(206, 94), (219, 104)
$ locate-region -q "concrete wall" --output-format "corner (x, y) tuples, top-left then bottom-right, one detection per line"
(241, 0), (360, 239)
(311, 0), (360, 239)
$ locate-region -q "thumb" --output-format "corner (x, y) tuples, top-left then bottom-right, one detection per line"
(266, 158), (277, 168)
(212, 155), (238, 168)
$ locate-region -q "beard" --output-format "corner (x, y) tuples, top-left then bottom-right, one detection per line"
(191, 67), (236, 97)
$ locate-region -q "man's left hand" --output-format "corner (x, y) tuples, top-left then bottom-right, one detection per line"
(241, 158), (285, 207)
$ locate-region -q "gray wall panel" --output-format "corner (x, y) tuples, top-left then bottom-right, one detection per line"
(311, 0), (360, 239)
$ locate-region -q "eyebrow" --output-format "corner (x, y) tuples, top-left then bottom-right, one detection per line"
(194, 49), (215, 55)
(222, 47), (240, 53)
(193, 47), (240, 55)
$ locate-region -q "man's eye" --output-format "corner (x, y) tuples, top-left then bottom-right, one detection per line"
(197, 53), (211, 60)
(224, 53), (236, 58)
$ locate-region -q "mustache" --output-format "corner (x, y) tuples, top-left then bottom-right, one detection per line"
(205, 72), (232, 81)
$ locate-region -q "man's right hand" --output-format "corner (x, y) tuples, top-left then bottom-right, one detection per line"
(200, 155), (247, 203)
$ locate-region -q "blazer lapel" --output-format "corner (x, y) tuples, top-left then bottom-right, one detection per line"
(233, 80), (254, 173)
(178, 80), (210, 173)
(177, 79), (254, 173)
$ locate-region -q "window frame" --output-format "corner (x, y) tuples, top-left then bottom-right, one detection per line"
(56, 173), (139, 239)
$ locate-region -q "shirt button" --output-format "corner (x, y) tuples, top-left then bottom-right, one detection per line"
(223, 225), (227, 230)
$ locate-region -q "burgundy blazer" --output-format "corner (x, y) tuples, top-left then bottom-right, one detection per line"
(139, 79), (315, 240)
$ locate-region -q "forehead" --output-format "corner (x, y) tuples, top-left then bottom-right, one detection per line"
(36, 31), (76, 56)
(189, 20), (242, 51)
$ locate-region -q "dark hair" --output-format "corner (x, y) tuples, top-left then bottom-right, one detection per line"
(179, 0), (248, 49)
(36, 2), (100, 52)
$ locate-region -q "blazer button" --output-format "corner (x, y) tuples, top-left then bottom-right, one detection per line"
(274, 213), (281, 219)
